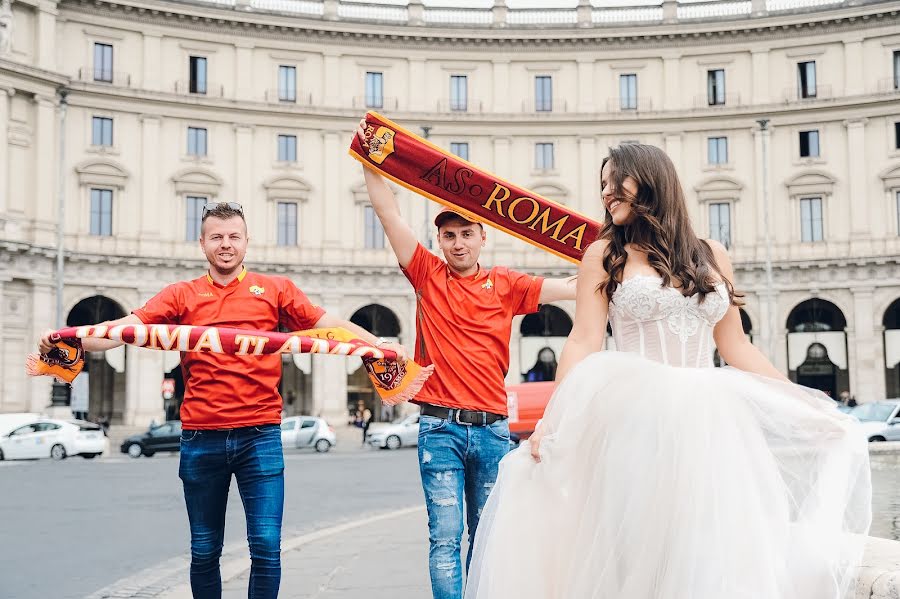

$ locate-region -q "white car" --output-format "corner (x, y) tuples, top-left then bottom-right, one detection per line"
(367, 413), (420, 450)
(280, 416), (336, 453)
(0, 418), (108, 460)
(849, 400), (900, 442)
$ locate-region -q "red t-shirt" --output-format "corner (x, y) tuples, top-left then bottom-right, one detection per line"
(132, 269), (325, 429)
(402, 244), (543, 415)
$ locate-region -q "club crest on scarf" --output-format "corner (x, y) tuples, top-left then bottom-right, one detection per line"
(363, 125), (396, 165)
(364, 358), (407, 391)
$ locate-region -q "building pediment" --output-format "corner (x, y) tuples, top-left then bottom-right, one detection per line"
(529, 181), (569, 203)
(171, 167), (223, 196)
(264, 175), (312, 201)
(694, 176), (743, 202)
(784, 170), (835, 198)
(879, 164), (900, 191)
(75, 158), (130, 189)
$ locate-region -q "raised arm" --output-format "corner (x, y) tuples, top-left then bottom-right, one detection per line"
(538, 276), (577, 304)
(554, 241), (610, 383)
(357, 120), (419, 268)
(709, 240), (788, 382)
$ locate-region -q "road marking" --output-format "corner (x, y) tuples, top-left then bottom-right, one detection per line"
(83, 505), (425, 599)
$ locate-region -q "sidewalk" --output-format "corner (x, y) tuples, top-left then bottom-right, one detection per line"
(159, 506), (433, 599)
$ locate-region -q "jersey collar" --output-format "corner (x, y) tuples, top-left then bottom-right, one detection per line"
(206, 266), (248, 289)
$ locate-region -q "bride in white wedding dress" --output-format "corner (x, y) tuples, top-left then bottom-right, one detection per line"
(465, 144), (872, 599)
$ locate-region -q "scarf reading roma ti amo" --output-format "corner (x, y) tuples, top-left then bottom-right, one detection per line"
(348, 111), (603, 264)
(27, 325), (433, 406)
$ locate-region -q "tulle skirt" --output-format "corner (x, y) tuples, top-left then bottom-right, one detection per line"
(465, 352), (872, 599)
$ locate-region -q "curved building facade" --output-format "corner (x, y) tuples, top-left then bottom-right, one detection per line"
(1, 0), (899, 425)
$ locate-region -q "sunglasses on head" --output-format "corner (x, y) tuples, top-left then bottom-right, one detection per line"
(201, 202), (244, 217)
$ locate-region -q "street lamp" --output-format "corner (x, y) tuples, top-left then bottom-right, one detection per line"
(756, 118), (776, 361)
(50, 88), (69, 408)
(421, 125), (432, 249)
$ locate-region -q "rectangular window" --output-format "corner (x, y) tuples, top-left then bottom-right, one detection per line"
(535, 76), (552, 112)
(187, 127), (208, 157)
(895, 122), (900, 150)
(800, 197), (824, 242)
(450, 75), (468, 112)
(707, 137), (728, 165)
(277, 202), (298, 246)
(799, 130), (820, 158)
(535, 142), (555, 170)
(798, 61), (817, 99)
(707, 69), (726, 105)
(897, 191), (900, 235)
(894, 51), (900, 90)
(93, 43), (113, 83)
(89, 188), (113, 236)
(278, 66), (297, 102)
(364, 205), (385, 249)
(91, 116), (113, 147)
(620, 74), (638, 110)
(450, 142), (469, 161)
(185, 195), (207, 241)
(278, 134), (297, 162)
(189, 56), (207, 95)
(708, 202), (731, 249)
(365, 72), (383, 109)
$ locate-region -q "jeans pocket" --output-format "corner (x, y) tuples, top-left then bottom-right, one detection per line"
(487, 418), (510, 441)
(180, 430), (200, 442)
(419, 415), (447, 437)
(253, 424), (278, 434)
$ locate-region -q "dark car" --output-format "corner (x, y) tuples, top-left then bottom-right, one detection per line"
(121, 421), (182, 458)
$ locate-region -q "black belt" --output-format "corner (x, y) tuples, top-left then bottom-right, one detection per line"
(420, 403), (506, 426)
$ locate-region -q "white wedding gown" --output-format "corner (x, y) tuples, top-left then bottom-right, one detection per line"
(466, 275), (872, 599)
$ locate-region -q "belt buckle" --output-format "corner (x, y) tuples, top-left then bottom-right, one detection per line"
(454, 410), (473, 426)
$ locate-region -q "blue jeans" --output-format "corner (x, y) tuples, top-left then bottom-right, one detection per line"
(418, 414), (511, 599)
(179, 425), (285, 599)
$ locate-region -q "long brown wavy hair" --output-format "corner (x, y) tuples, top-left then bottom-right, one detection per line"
(598, 143), (741, 306)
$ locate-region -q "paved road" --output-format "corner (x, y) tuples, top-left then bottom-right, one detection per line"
(0, 447), (423, 599)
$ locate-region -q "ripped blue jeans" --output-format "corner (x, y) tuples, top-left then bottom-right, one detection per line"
(418, 413), (511, 599)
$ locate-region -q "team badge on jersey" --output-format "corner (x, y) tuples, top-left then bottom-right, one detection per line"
(249, 285), (265, 296)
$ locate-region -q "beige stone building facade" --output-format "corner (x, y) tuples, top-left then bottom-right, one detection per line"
(1, 0), (899, 426)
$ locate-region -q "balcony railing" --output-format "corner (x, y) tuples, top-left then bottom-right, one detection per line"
(264, 89), (315, 104)
(693, 92), (743, 108)
(876, 77), (900, 94)
(351, 96), (400, 110)
(175, 80), (226, 97)
(434, 99), (485, 113)
(522, 98), (570, 113)
(77, 67), (132, 87)
(783, 84), (833, 103)
(607, 97), (654, 112)
(184, 0), (879, 27)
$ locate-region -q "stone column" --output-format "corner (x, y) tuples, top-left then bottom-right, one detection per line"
(751, 123), (773, 260)
(323, 51), (341, 107)
(29, 282), (56, 412)
(407, 58), (425, 112)
(35, 0), (59, 71)
(850, 287), (877, 403)
(234, 42), (254, 101)
(139, 115), (161, 248)
(141, 32), (162, 91)
(578, 136), (598, 218)
(32, 94), (57, 246)
(491, 59), (510, 113)
(123, 346), (166, 427)
(662, 54), (680, 111)
(843, 37), (864, 97)
(491, 137), (513, 256)
(321, 132), (341, 248)
(844, 118), (870, 253)
(576, 58), (595, 113)
(234, 125), (254, 221)
(751, 49), (770, 105)
(0, 87), (12, 226)
(311, 294), (348, 422)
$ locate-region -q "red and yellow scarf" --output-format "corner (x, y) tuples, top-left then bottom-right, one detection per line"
(26, 325), (432, 405)
(349, 111), (603, 264)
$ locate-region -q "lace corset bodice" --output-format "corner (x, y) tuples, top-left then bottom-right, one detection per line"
(608, 275), (730, 368)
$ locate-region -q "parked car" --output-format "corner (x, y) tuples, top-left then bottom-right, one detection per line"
(0, 413), (44, 437)
(0, 418), (107, 460)
(848, 399), (900, 442)
(367, 414), (420, 449)
(121, 420), (182, 458)
(281, 416), (336, 452)
(506, 381), (554, 440)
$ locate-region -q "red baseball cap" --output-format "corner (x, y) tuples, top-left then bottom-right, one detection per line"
(434, 207), (479, 228)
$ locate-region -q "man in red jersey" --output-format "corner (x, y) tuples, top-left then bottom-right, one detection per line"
(357, 120), (575, 599)
(39, 202), (405, 599)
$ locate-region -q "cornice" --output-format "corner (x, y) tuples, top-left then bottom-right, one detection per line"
(59, 0), (900, 52)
